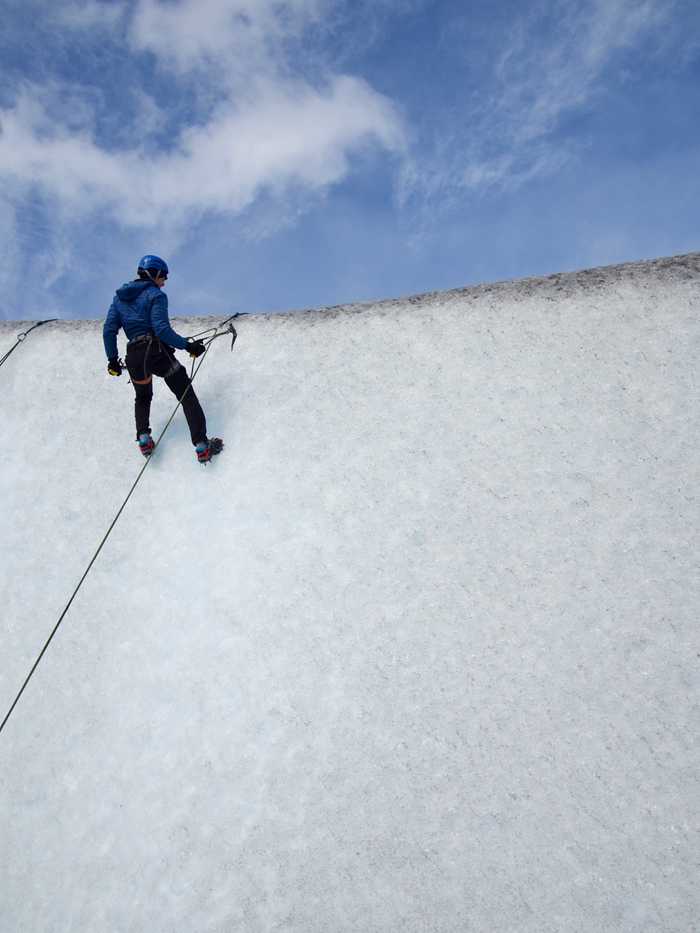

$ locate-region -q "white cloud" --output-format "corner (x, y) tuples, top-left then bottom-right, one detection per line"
(129, 0), (324, 76)
(0, 76), (403, 228)
(0, 0), (404, 234)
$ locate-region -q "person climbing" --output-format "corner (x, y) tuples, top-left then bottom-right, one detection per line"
(103, 254), (223, 463)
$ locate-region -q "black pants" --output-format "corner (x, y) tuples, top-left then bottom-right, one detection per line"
(125, 338), (207, 446)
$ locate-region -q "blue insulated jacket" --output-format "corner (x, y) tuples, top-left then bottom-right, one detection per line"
(103, 280), (189, 359)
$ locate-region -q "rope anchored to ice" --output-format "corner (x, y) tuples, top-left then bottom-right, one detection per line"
(0, 319), (58, 370)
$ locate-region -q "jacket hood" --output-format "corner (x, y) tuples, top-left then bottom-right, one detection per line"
(116, 280), (158, 302)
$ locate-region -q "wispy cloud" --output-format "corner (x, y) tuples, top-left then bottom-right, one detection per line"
(55, 0), (124, 29)
(401, 0), (673, 201)
(0, 199), (19, 313)
(129, 0), (324, 77)
(489, 0), (668, 143)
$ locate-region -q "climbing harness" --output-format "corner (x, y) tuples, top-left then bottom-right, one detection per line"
(0, 319), (58, 370)
(0, 313), (241, 738)
(123, 319), (238, 383)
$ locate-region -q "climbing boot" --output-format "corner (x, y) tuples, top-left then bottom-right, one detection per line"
(195, 437), (224, 464)
(137, 433), (155, 457)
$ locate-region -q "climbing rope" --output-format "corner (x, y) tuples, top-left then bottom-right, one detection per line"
(0, 319), (58, 370)
(0, 314), (239, 737)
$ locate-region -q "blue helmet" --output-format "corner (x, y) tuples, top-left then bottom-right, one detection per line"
(138, 254), (169, 276)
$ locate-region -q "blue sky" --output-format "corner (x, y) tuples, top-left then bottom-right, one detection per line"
(1, 0), (698, 321)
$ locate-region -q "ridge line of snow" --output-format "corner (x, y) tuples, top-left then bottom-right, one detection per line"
(1, 251), (697, 329)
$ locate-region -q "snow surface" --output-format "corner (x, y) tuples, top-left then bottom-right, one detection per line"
(1, 254), (698, 932)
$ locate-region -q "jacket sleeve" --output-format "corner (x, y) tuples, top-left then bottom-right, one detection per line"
(150, 290), (189, 350)
(103, 300), (121, 359)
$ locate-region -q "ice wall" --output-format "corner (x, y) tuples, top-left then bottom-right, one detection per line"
(1, 254), (698, 931)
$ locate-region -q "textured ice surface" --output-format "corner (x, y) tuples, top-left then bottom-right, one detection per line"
(1, 254), (698, 931)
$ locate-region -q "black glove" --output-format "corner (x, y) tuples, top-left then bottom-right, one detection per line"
(107, 358), (123, 376)
(187, 339), (206, 358)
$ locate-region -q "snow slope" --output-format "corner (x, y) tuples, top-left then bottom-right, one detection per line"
(1, 254), (698, 932)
